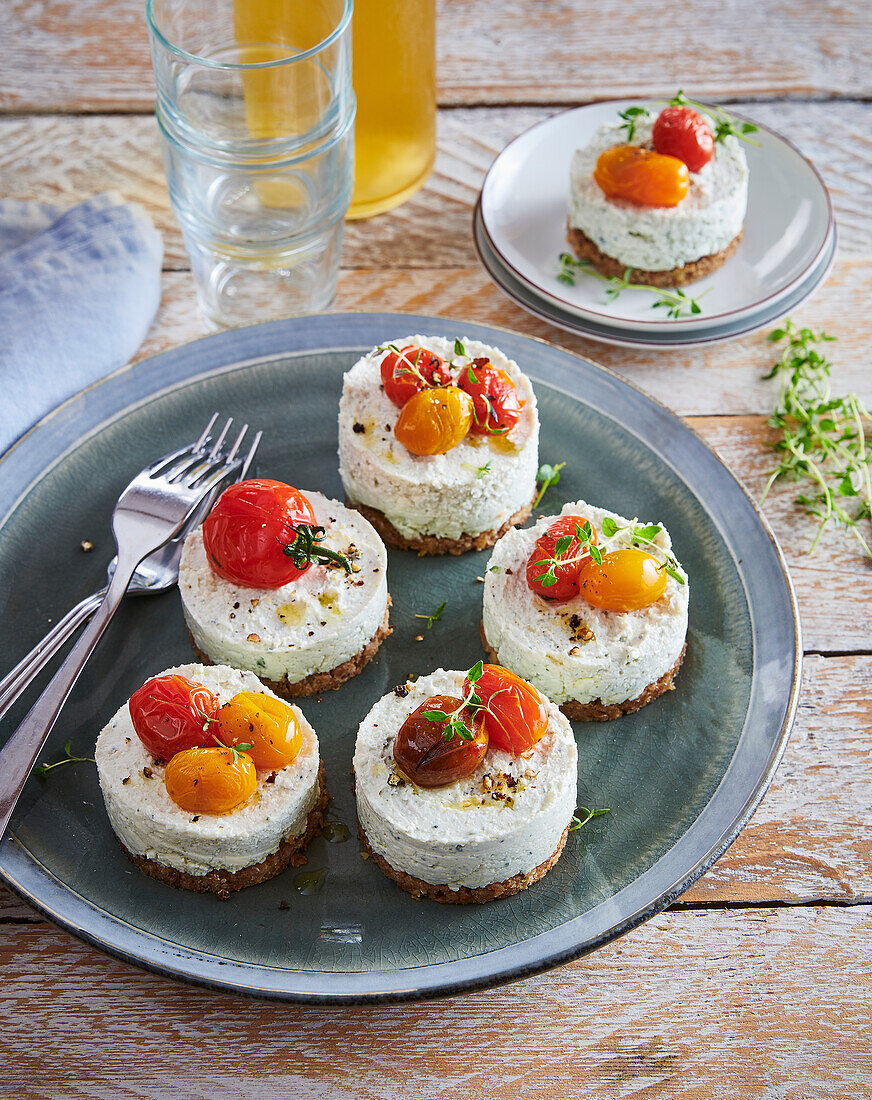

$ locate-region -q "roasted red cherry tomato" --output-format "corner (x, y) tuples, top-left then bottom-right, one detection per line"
(218, 691), (303, 770)
(578, 548), (667, 611)
(652, 106), (714, 173)
(380, 345), (451, 408)
(393, 696), (488, 787)
(458, 358), (523, 436)
(129, 674), (220, 760)
(202, 479), (316, 589)
(594, 145), (689, 207)
(525, 515), (597, 602)
(464, 665), (549, 756)
(164, 747), (257, 814)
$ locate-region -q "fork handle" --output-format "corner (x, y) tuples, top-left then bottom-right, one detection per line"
(0, 589), (106, 723)
(0, 553), (138, 841)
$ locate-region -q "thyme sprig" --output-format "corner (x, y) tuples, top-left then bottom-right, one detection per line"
(557, 254), (707, 319)
(600, 517), (686, 584)
(282, 524), (352, 574)
(212, 734), (254, 764)
(34, 740), (95, 780)
(667, 90), (759, 146)
(533, 521), (602, 589)
(761, 320), (872, 557)
(534, 462), (566, 509)
(570, 806), (610, 831)
(477, 460), (492, 479)
(375, 343), (431, 388)
(414, 601), (447, 630)
(618, 105), (650, 142)
(422, 660), (486, 741)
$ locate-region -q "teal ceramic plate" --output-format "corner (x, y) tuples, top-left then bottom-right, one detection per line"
(0, 314), (800, 1002)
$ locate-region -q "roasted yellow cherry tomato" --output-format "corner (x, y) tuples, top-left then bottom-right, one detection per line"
(394, 386), (474, 455)
(594, 145), (689, 207)
(218, 692), (302, 771)
(164, 747), (257, 814)
(578, 548), (668, 612)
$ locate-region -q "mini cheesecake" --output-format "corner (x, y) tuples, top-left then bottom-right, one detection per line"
(568, 114), (748, 286)
(95, 663), (326, 898)
(179, 491), (390, 696)
(338, 336), (539, 554)
(354, 668), (577, 902)
(482, 501), (689, 720)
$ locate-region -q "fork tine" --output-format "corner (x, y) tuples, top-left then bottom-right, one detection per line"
(167, 452), (213, 484)
(240, 430), (262, 480)
(147, 443), (195, 477)
(208, 418), (233, 460)
(194, 413), (220, 452)
(225, 423), (248, 465)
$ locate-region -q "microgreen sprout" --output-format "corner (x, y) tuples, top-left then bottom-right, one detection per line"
(761, 319), (872, 557)
(282, 523), (352, 574)
(422, 660), (485, 741)
(570, 806), (610, 831)
(375, 343), (432, 389)
(33, 740), (95, 781)
(534, 462), (566, 509)
(618, 105), (650, 142)
(600, 516), (686, 584)
(667, 90), (759, 145)
(212, 734), (254, 764)
(454, 338), (466, 357)
(414, 600), (447, 630)
(557, 254), (707, 318)
(533, 521), (602, 589)
(477, 460), (492, 479)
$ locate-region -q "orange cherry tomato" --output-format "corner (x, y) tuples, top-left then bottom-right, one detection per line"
(394, 696), (488, 788)
(458, 359), (523, 436)
(394, 386), (474, 455)
(578, 548), (667, 611)
(594, 145), (689, 207)
(525, 515), (597, 602)
(164, 747), (257, 814)
(202, 479), (316, 589)
(129, 674), (219, 760)
(464, 665), (549, 756)
(217, 691), (302, 771)
(380, 345), (451, 408)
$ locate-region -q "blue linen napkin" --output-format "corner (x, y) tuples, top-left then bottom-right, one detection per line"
(0, 192), (163, 455)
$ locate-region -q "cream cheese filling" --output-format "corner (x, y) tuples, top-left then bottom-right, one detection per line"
(338, 336), (539, 540)
(179, 492), (388, 683)
(353, 669), (577, 890)
(95, 663), (320, 875)
(482, 501), (689, 706)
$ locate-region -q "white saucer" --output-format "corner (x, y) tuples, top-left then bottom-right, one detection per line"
(480, 100), (834, 336)
(474, 202), (837, 350)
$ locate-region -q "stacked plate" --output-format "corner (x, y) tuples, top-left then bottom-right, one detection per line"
(476, 101), (836, 349)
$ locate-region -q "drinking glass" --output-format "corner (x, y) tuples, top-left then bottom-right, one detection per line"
(147, 0), (354, 328)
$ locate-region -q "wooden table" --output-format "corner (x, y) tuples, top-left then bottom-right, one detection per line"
(2, 3), (871, 1095)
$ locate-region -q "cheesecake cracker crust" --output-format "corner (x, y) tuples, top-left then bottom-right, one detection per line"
(188, 601), (392, 698)
(481, 621), (687, 721)
(566, 225), (743, 288)
(346, 499), (535, 557)
(358, 819), (571, 904)
(118, 763), (328, 900)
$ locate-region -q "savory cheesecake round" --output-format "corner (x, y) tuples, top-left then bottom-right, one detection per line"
(95, 663), (326, 898)
(568, 102), (749, 286)
(179, 480), (390, 696)
(338, 336), (539, 554)
(482, 500), (689, 719)
(353, 665), (577, 902)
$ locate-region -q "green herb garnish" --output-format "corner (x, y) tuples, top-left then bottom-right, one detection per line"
(212, 734), (254, 764)
(414, 600), (447, 630)
(282, 523), (352, 574)
(532, 521), (602, 589)
(668, 90), (759, 145)
(534, 462), (566, 509)
(557, 254), (707, 319)
(617, 105), (650, 142)
(422, 660), (485, 740)
(477, 460), (492, 479)
(570, 806), (611, 831)
(33, 740), (95, 781)
(600, 516), (686, 584)
(454, 338), (466, 357)
(761, 319), (871, 557)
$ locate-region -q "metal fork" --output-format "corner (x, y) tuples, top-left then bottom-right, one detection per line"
(0, 415), (260, 723)
(0, 416), (259, 839)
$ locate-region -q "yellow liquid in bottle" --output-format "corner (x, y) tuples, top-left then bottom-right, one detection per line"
(348, 0), (437, 219)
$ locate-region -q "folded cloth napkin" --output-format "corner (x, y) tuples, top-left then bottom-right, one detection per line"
(0, 192), (163, 455)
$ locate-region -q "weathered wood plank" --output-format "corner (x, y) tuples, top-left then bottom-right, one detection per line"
(0, 906), (869, 1097)
(1, 653), (869, 921)
(2, 103), (869, 270)
(2, 0), (870, 112)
